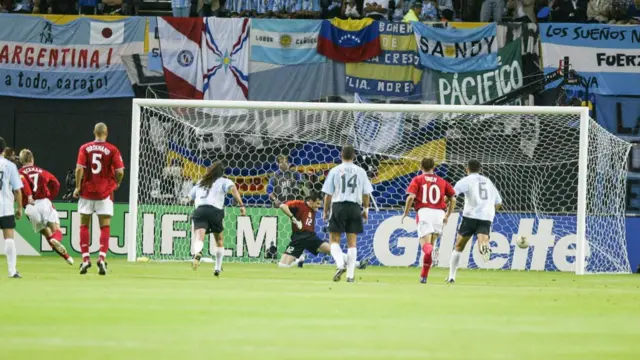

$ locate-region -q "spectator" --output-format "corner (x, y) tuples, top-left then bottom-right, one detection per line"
(390, 0), (408, 21)
(13, 0), (33, 12)
(267, 155), (301, 205)
(363, 0), (390, 19)
(77, 0), (99, 14)
(552, 0), (587, 22)
(420, 0), (438, 20)
(587, 0), (637, 23)
(171, 0), (191, 16)
(480, 0), (504, 22)
(344, 0), (360, 17)
(123, 0), (140, 15)
(254, 0), (268, 16)
(403, 0), (422, 21)
(304, 0), (322, 18)
(198, 0), (221, 16)
(0, 0), (11, 12)
(507, 0), (535, 22)
(323, 0), (343, 18)
(438, 0), (454, 20)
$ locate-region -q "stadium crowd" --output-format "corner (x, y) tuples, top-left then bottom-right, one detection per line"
(0, 0), (637, 23)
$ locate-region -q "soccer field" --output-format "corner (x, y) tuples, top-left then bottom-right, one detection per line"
(1, 258), (638, 360)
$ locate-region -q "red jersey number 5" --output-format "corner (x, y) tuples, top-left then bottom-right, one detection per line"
(91, 153), (103, 174)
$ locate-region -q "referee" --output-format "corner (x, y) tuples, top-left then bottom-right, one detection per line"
(321, 146), (373, 283)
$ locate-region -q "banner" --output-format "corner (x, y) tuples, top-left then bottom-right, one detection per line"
(317, 18), (382, 63)
(159, 17), (204, 99)
(351, 93), (404, 153)
(3, 202), (636, 273)
(435, 39), (523, 105)
(0, 15), (145, 99)
(345, 22), (422, 98)
(147, 17), (162, 72)
(251, 19), (325, 65)
(540, 24), (640, 96)
(203, 17), (250, 102)
(412, 22), (498, 73)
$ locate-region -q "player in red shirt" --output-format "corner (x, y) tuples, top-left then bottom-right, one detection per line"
(19, 149), (73, 265)
(276, 192), (370, 269)
(403, 158), (456, 284)
(73, 123), (125, 276)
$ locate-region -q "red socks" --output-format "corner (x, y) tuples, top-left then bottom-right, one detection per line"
(51, 230), (63, 242)
(420, 242), (434, 278)
(99, 226), (110, 262)
(80, 225), (90, 263)
(47, 230), (70, 260)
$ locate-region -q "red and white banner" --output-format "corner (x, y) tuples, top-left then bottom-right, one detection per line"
(202, 18), (250, 103)
(158, 17), (203, 99)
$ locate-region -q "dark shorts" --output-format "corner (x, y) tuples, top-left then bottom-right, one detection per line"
(458, 216), (492, 237)
(329, 202), (363, 234)
(192, 205), (224, 234)
(284, 232), (325, 258)
(0, 215), (16, 230)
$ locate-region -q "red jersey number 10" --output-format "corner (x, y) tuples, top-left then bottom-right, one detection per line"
(422, 183), (442, 206)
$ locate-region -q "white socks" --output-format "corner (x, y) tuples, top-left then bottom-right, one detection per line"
(4, 239), (17, 276)
(449, 250), (461, 280)
(193, 239), (204, 255)
(330, 243), (345, 269)
(215, 247), (224, 271)
(346, 247), (357, 279)
(278, 262), (291, 268)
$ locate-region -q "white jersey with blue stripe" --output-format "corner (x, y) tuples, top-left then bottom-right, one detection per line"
(189, 177), (235, 210)
(0, 156), (23, 217)
(322, 162), (373, 205)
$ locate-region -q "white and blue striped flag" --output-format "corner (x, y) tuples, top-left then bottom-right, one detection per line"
(0, 15), (145, 98)
(251, 19), (326, 65)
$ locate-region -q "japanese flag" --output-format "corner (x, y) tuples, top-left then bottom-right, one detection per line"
(90, 22), (125, 45)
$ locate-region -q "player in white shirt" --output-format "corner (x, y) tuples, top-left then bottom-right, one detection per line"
(447, 160), (502, 283)
(0, 137), (25, 278)
(189, 162), (246, 277)
(322, 146), (373, 283)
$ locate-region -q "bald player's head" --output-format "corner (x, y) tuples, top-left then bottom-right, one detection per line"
(94, 123), (108, 140)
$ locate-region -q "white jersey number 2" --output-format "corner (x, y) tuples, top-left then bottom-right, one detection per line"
(422, 184), (441, 205)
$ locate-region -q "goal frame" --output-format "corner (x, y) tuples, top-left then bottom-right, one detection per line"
(128, 99), (591, 275)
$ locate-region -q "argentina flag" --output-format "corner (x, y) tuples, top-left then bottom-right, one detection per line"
(251, 19), (325, 65)
(0, 14), (145, 99)
(412, 22), (498, 73)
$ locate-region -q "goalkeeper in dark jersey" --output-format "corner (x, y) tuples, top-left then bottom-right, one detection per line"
(276, 192), (370, 269)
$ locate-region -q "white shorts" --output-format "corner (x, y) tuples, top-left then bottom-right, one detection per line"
(416, 208), (445, 238)
(25, 199), (59, 233)
(78, 197), (114, 216)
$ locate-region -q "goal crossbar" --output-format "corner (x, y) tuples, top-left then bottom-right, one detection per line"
(132, 99), (588, 116)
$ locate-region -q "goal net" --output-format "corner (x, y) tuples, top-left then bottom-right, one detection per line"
(129, 100), (632, 274)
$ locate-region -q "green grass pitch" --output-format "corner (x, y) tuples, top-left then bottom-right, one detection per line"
(1, 257), (639, 360)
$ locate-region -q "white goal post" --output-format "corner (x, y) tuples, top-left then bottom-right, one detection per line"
(128, 99), (632, 275)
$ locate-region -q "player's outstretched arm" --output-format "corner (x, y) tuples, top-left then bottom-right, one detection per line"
(444, 196), (456, 224)
(279, 203), (302, 230)
(494, 189), (503, 211)
(323, 194), (332, 221)
(115, 169), (125, 190)
(14, 189), (22, 219)
(402, 194), (415, 223)
(362, 194), (370, 223)
(228, 185), (246, 216)
(73, 165), (84, 198)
